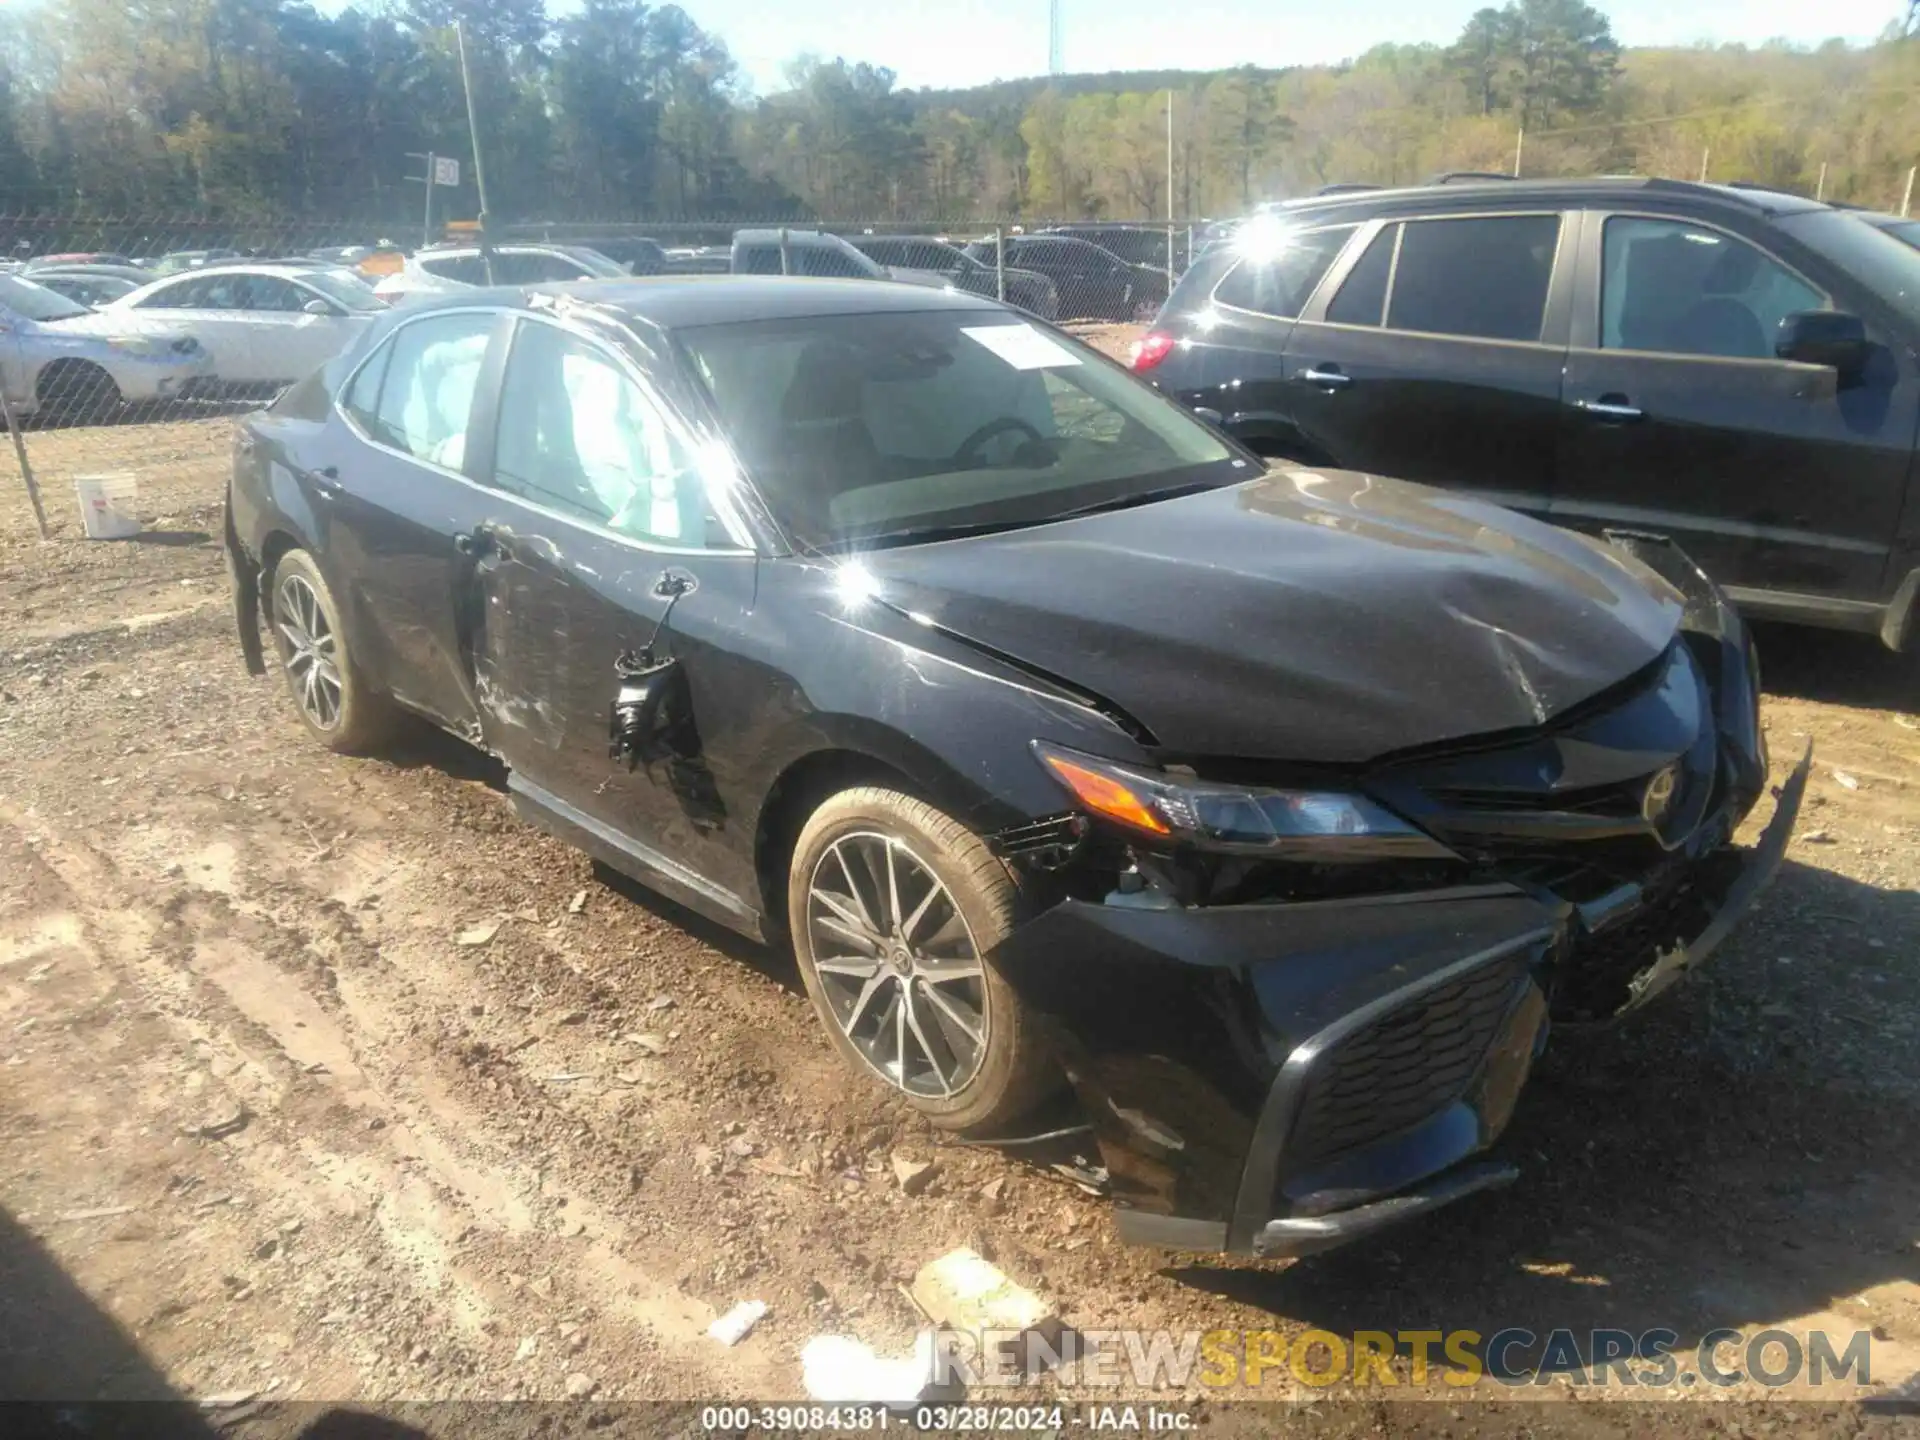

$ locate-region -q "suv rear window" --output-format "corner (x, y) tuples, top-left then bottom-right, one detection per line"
(1387, 215), (1560, 342)
(1213, 225), (1355, 320)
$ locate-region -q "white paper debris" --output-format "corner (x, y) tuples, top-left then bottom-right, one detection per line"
(707, 1299), (768, 1347)
(962, 324), (1084, 370)
(801, 1330), (944, 1407)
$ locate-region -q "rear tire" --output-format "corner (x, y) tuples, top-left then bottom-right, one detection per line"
(789, 786), (1057, 1132)
(266, 548), (394, 754)
(35, 361), (122, 424)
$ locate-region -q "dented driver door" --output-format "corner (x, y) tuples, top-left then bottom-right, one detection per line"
(459, 312), (764, 927)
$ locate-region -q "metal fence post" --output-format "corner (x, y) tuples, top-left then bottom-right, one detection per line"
(0, 387), (49, 540)
(995, 227), (1005, 303)
(1902, 165), (1916, 218)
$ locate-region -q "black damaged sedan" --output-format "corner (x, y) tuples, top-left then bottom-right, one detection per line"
(225, 277), (1809, 1258)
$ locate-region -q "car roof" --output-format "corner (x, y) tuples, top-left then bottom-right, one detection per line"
(149, 262), (335, 280)
(1271, 175), (1832, 222)
(398, 275), (1004, 327)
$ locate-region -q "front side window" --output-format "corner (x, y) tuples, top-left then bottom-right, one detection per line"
(1602, 217), (1825, 359)
(679, 311), (1238, 551)
(419, 253), (488, 285)
(495, 252), (587, 284)
(492, 320), (713, 546)
(1387, 215), (1560, 342)
(297, 270), (384, 313)
(1215, 224), (1356, 320)
(348, 312), (494, 468)
(737, 245), (782, 276)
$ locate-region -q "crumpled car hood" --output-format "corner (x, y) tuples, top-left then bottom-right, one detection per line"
(861, 467), (1684, 764)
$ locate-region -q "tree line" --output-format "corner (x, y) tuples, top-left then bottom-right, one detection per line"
(0, 0), (1915, 227)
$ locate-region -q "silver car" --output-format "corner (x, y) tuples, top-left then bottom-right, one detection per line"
(0, 272), (211, 420)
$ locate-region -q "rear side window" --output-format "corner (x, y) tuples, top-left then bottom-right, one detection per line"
(419, 254), (488, 284)
(1326, 227), (1396, 326)
(1601, 218), (1825, 359)
(495, 252), (587, 284)
(737, 245), (782, 275)
(346, 312), (494, 468)
(798, 248), (869, 279)
(1387, 215), (1560, 342)
(1214, 225), (1355, 319)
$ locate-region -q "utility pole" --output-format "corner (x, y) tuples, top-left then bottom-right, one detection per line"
(1698, 146), (1711, 183)
(1166, 88), (1175, 286)
(406, 151), (438, 249)
(455, 20), (495, 285)
(1816, 160), (1828, 202)
(1513, 126), (1524, 178)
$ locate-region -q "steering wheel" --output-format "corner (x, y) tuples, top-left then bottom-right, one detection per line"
(953, 416), (1046, 468)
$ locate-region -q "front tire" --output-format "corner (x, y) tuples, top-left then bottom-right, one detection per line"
(789, 787), (1056, 1132)
(267, 548), (393, 754)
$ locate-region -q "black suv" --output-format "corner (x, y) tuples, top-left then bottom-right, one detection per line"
(1139, 177), (1920, 652)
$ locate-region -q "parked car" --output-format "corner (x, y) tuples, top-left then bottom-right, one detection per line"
(729, 228), (947, 289)
(24, 251), (141, 271)
(962, 233), (1168, 321)
(660, 245), (731, 275)
(1039, 223), (1189, 273)
(96, 263), (384, 391)
(225, 275), (1804, 1257)
(550, 235), (669, 275)
(373, 243), (629, 303)
(151, 248), (244, 275)
(31, 271), (141, 309)
(0, 271), (209, 419)
(1856, 210), (1920, 252)
(849, 235), (1060, 319)
(1138, 176), (1920, 653)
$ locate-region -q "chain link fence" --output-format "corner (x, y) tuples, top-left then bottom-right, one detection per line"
(0, 213), (1198, 542)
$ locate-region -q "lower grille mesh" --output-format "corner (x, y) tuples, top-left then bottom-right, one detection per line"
(1287, 958), (1526, 1167)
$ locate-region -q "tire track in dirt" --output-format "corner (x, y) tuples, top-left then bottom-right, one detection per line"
(0, 800), (785, 1399)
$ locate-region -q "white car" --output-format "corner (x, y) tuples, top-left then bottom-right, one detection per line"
(0, 272), (210, 419)
(373, 244), (628, 304)
(86, 263), (385, 390)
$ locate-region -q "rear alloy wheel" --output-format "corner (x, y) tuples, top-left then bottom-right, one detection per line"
(267, 548), (394, 754)
(789, 787), (1056, 1131)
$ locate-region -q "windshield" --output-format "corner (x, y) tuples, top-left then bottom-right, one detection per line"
(0, 272), (89, 322)
(295, 269), (385, 312)
(678, 309), (1239, 551)
(1775, 209), (1920, 322)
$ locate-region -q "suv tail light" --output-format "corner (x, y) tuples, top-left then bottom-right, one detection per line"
(1129, 330), (1177, 372)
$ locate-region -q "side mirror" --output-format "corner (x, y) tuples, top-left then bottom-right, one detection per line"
(301, 297), (335, 316)
(1776, 310), (1869, 376)
(1191, 406), (1226, 427)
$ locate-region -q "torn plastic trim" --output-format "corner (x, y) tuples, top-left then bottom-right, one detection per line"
(224, 501), (266, 678)
(1608, 739), (1811, 1019)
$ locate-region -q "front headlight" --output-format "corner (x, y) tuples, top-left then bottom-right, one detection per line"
(105, 336), (156, 357)
(1033, 741), (1445, 859)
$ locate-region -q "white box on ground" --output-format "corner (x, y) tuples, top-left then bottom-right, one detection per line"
(73, 472), (140, 540)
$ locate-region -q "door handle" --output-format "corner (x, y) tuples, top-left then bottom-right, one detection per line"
(308, 464), (342, 497)
(453, 522), (500, 558)
(1300, 366), (1352, 390)
(1575, 397), (1645, 422)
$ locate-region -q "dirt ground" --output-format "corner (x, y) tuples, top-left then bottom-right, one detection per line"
(2, 347), (1919, 1434)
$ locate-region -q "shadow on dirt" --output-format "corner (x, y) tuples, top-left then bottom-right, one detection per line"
(128, 529), (215, 548)
(0, 1202), (213, 1422)
(1754, 620), (1914, 715)
(380, 717), (508, 791)
(1164, 857), (1920, 1379)
(589, 857), (803, 995)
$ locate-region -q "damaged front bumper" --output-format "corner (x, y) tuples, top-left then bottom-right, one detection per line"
(989, 747), (1809, 1258)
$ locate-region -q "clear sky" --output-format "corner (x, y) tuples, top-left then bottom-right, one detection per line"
(704, 0), (1904, 94)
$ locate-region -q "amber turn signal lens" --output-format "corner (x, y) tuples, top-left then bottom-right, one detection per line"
(1038, 751), (1170, 835)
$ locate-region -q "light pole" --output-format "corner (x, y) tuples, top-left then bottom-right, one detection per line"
(456, 20), (495, 285)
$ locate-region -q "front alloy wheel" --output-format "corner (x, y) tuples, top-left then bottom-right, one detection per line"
(789, 787), (1057, 1131)
(806, 831), (990, 1099)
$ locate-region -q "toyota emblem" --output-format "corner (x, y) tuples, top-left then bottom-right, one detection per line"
(1642, 765), (1680, 826)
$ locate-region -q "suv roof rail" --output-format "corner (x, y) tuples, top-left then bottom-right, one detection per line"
(1313, 183), (1380, 197)
(1426, 171), (1517, 185)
